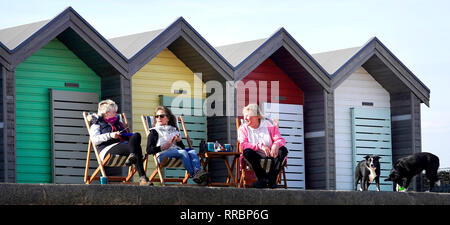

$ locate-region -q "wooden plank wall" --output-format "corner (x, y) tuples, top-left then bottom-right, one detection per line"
(50, 90), (99, 184)
(351, 107), (393, 191)
(3, 66), (15, 182)
(264, 102), (305, 189)
(0, 66), (3, 182)
(131, 48), (206, 179)
(390, 92), (413, 161)
(334, 67), (391, 190)
(14, 39), (102, 183)
(169, 37), (233, 183)
(390, 92), (422, 191)
(269, 46), (331, 189)
(303, 89), (327, 189)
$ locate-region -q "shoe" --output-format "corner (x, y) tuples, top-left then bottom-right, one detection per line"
(199, 171), (209, 185)
(199, 179), (208, 186)
(268, 178), (278, 189)
(253, 179), (269, 188)
(199, 170), (208, 181)
(139, 176), (153, 186)
(125, 153), (137, 166)
(193, 170), (208, 184)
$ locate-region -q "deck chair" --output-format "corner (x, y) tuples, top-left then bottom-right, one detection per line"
(141, 115), (193, 186)
(83, 112), (148, 184)
(236, 117), (287, 189)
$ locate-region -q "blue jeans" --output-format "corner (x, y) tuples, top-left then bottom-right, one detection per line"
(157, 148), (202, 176)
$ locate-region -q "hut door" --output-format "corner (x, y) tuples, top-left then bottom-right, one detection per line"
(351, 107), (393, 191)
(50, 89), (98, 183)
(263, 102), (305, 189)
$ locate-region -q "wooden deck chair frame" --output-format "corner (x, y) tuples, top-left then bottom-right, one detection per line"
(236, 118), (287, 189)
(141, 114), (193, 186)
(83, 112), (148, 184)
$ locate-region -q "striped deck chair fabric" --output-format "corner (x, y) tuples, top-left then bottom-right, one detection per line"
(103, 154), (128, 167)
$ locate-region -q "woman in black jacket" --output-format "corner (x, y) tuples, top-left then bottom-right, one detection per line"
(90, 99), (151, 185)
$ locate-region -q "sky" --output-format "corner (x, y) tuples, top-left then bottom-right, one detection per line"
(1, 0), (449, 168)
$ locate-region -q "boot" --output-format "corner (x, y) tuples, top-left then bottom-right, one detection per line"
(125, 153), (137, 167)
(139, 176), (153, 186)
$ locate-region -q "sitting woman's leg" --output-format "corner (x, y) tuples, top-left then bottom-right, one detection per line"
(157, 149), (194, 176)
(187, 149), (202, 173)
(267, 146), (288, 187)
(176, 149), (200, 178)
(126, 133), (146, 178)
(108, 133), (147, 179)
(157, 148), (206, 184)
(186, 149), (207, 184)
(242, 148), (268, 182)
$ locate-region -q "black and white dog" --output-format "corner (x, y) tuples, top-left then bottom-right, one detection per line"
(385, 152), (440, 192)
(355, 155), (381, 191)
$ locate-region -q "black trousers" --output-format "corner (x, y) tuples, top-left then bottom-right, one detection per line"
(243, 146), (288, 185)
(108, 133), (146, 177)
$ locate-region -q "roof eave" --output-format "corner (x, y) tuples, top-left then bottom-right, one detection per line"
(127, 17), (234, 82)
(330, 37), (430, 106)
(4, 6), (130, 77)
(234, 28), (331, 92)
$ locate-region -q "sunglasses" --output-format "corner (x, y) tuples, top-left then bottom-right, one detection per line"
(155, 114), (166, 119)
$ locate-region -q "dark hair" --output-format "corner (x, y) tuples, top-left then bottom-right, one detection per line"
(154, 106), (178, 130)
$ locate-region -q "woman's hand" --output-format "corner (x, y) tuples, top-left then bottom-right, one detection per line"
(161, 142), (172, 150)
(270, 144), (279, 158)
(110, 131), (120, 139)
(261, 145), (271, 157)
(175, 134), (182, 142)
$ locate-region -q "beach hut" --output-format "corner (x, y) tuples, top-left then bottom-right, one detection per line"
(0, 7), (129, 183)
(312, 37), (430, 191)
(109, 17), (234, 182)
(216, 28), (333, 189)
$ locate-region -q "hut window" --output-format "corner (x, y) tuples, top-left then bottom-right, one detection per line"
(174, 89), (187, 94)
(273, 96), (286, 101)
(362, 102), (374, 106)
(65, 82), (79, 88)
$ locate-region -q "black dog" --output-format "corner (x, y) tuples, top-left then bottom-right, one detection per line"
(385, 152), (440, 192)
(355, 155), (381, 191)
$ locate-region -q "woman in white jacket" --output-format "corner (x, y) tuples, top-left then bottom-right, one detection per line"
(146, 106), (208, 185)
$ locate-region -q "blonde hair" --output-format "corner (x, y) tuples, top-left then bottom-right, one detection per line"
(243, 104), (264, 119)
(97, 99), (118, 116)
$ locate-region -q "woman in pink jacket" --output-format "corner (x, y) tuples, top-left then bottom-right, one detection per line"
(238, 104), (288, 188)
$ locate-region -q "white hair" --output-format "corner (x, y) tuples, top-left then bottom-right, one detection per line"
(97, 99), (118, 116)
(242, 104), (264, 118)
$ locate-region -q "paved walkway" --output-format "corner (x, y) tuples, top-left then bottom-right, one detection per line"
(1, 183), (449, 205)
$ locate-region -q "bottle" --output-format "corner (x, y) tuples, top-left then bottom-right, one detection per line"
(199, 140), (206, 153)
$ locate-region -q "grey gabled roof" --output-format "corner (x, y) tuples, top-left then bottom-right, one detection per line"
(216, 38), (268, 67)
(314, 37), (430, 106)
(0, 19), (50, 68)
(311, 46), (361, 74)
(109, 17), (234, 81)
(109, 29), (164, 59)
(0, 7), (129, 76)
(0, 20), (50, 51)
(215, 28), (331, 91)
